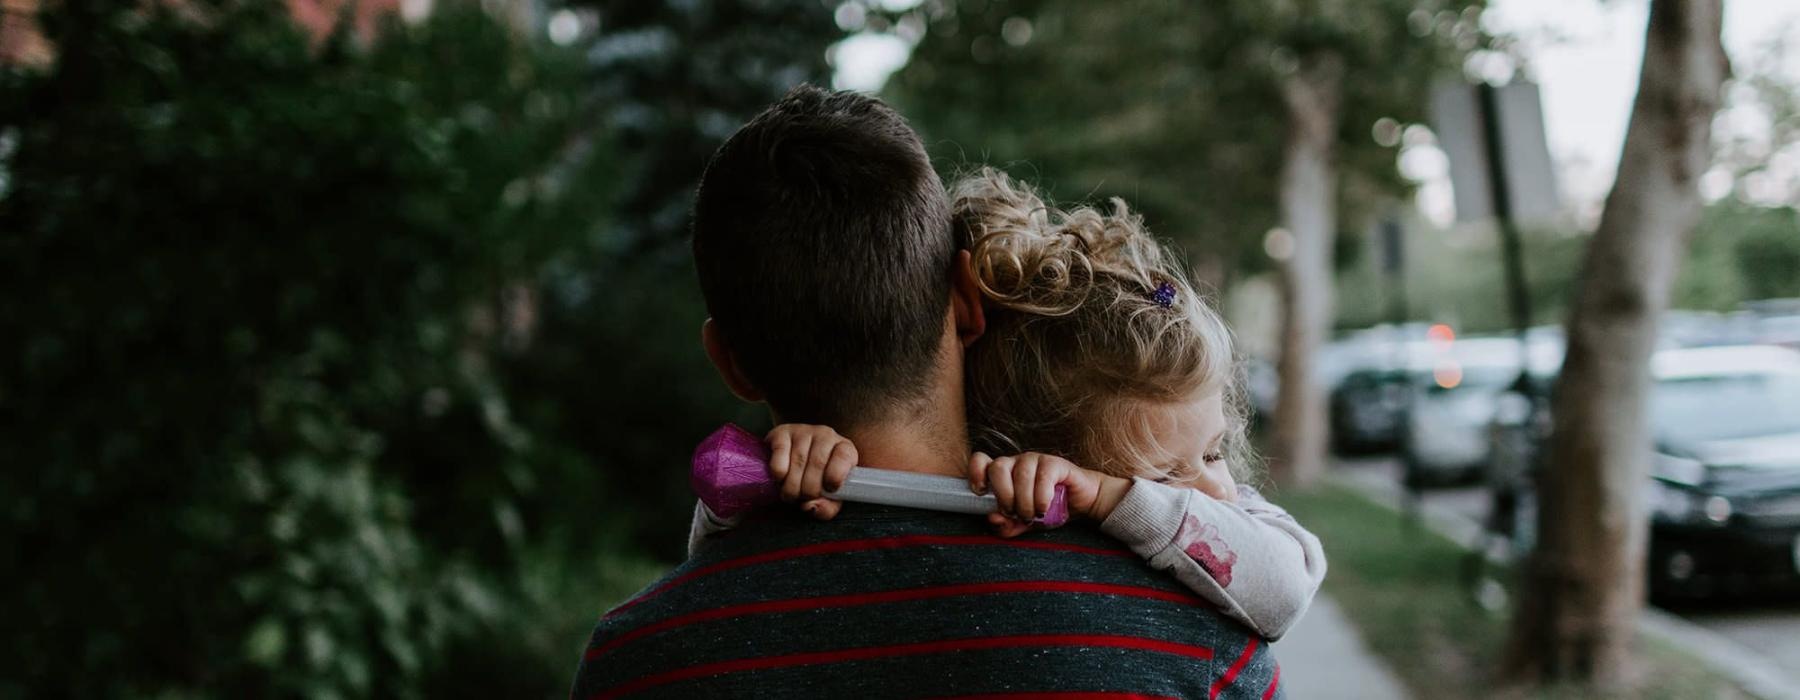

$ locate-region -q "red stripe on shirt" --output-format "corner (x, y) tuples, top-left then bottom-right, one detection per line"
(1261, 664), (1281, 700)
(604, 534), (1136, 618)
(1208, 637), (1261, 700)
(590, 634), (1214, 699)
(587, 580), (1204, 660)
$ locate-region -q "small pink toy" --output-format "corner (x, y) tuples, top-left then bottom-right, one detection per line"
(692, 424), (1070, 527)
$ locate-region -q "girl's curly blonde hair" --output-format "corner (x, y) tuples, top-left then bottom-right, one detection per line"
(955, 168), (1256, 484)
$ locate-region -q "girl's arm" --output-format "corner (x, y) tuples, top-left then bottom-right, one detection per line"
(1099, 478), (1326, 640)
(972, 453), (1326, 639)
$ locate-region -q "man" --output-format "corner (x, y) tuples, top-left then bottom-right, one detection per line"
(571, 85), (1284, 699)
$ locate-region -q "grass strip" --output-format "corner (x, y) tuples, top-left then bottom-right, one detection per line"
(1279, 484), (1754, 699)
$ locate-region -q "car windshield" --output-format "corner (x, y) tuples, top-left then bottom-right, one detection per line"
(1652, 373), (1800, 443)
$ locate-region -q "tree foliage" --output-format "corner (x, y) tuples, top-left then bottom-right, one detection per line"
(0, 3), (621, 696)
(1721, 202), (1800, 301)
(885, 0), (1486, 284)
(562, 0), (841, 255)
(887, 0), (1280, 279)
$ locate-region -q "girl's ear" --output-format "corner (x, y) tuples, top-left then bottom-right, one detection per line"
(701, 318), (766, 402)
(951, 249), (987, 348)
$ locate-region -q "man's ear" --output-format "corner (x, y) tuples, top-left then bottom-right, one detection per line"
(950, 249), (987, 348)
(701, 318), (765, 402)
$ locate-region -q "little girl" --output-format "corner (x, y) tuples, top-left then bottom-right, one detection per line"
(692, 169), (1326, 640)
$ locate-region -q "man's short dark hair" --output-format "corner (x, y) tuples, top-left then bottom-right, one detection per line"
(692, 85), (952, 428)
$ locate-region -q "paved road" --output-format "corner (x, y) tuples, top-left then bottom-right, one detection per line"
(1333, 456), (1800, 692)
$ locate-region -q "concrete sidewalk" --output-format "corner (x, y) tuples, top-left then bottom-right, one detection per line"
(1273, 594), (1410, 699)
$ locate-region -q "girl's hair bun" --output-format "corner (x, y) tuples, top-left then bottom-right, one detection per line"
(953, 168), (1160, 317)
(951, 167), (1260, 484)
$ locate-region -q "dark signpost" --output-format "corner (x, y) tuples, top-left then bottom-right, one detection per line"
(1431, 79), (1561, 603)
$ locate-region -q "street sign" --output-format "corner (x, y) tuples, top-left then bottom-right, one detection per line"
(1431, 80), (1561, 227)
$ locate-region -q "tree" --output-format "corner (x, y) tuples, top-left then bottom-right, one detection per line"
(1268, 49), (1345, 489)
(562, 0), (843, 255)
(1733, 207), (1800, 300)
(0, 3), (614, 696)
(1505, 0), (1729, 688)
(888, 0), (1484, 486)
(1219, 1), (1490, 487)
(885, 0), (1283, 286)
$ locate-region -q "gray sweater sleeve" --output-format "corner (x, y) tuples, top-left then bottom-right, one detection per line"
(686, 501), (740, 556)
(1100, 478), (1327, 640)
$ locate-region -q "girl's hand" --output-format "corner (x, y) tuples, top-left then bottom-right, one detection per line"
(767, 424), (857, 521)
(968, 452), (1131, 538)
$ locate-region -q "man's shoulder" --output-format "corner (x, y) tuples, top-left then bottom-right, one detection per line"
(572, 506), (1283, 699)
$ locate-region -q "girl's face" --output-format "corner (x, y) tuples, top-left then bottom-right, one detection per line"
(1141, 391), (1236, 500)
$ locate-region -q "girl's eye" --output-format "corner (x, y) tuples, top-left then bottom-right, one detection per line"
(1202, 453), (1225, 465)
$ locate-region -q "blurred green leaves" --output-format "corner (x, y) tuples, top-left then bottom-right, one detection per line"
(0, 1), (621, 696)
(886, 0), (1489, 283)
(0, 0), (848, 694)
(561, 0), (840, 254)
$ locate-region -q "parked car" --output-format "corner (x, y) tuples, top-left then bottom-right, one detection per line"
(1327, 335), (1436, 456)
(1644, 345), (1800, 599)
(1330, 367), (1412, 454)
(1399, 335), (1563, 486)
(1754, 314), (1800, 351)
(1490, 345), (1800, 600)
(1329, 326), (1487, 457)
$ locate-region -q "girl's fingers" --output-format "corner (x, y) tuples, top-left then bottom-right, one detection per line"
(985, 512), (1028, 538)
(780, 435), (813, 502)
(822, 442), (856, 493)
(768, 430), (792, 480)
(994, 519), (1032, 539)
(987, 457), (1016, 514)
(968, 452), (993, 494)
(801, 497), (842, 521)
(1011, 454), (1039, 519)
(800, 439), (833, 500)
(1034, 459), (1061, 518)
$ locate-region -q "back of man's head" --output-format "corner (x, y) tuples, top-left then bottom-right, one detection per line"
(692, 85), (952, 429)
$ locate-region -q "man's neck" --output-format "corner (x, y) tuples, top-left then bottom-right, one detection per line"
(840, 403), (969, 479)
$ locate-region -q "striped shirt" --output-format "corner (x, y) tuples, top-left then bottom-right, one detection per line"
(573, 503), (1284, 699)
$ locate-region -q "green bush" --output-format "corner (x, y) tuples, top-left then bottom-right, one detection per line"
(0, 2), (622, 696)
(1728, 205), (1800, 301)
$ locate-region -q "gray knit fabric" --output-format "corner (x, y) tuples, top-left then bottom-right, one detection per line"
(575, 503), (1286, 699)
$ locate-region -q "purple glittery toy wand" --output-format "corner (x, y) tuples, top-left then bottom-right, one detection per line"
(692, 424), (1070, 527)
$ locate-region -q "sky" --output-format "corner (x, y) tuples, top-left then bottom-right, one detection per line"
(1451, 0), (1800, 224)
(833, 0), (1800, 227)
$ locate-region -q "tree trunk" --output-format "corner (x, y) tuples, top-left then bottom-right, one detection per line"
(1505, 0), (1728, 688)
(1269, 53), (1343, 488)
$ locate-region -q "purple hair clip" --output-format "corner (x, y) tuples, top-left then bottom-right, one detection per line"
(1150, 281), (1177, 308)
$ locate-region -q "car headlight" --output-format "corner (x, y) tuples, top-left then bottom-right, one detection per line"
(1649, 480), (1731, 525)
(1704, 495), (1733, 523)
